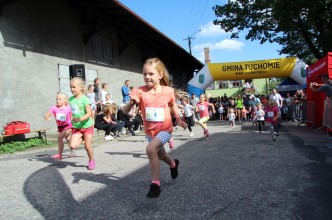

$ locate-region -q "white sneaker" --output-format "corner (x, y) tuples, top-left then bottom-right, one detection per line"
(104, 135), (114, 141)
(133, 130), (139, 134)
(189, 132), (194, 137)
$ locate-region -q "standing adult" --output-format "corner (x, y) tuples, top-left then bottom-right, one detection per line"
(269, 89), (283, 108)
(93, 78), (102, 113)
(121, 80), (131, 104)
(235, 95), (244, 122)
(190, 93), (200, 121)
(310, 78), (332, 98)
(100, 83), (109, 103)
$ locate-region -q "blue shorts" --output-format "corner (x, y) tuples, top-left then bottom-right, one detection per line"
(146, 131), (172, 145)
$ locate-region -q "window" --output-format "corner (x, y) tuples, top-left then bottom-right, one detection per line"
(217, 80), (229, 89)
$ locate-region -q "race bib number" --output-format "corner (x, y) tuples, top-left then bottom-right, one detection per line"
(145, 107), (164, 122)
(267, 112), (274, 117)
(199, 105), (205, 111)
(56, 113), (66, 121)
(71, 105), (80, 115)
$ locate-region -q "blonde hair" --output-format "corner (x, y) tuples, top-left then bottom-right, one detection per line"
(87, 84), (94, 91)
(57, 92), (69, 105)
(144, 57), (169, 86)
(268, 98), (276, 106)
(175, 89), (190, 101)
(103, 103), (113, 116)
(70, 77), (86, 93)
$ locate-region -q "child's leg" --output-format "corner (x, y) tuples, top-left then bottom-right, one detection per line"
(83, 133), (94, 161)
(57, 130), (69, 155)
(69, 133), (83, 150)
(198, 117), (209, 130)
(146, 137), (164, 181)
(258, 120), (262, 132)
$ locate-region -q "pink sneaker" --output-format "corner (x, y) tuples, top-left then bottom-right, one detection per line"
(205, 130), (210, 139)
(88, 160), (95, 170)
(203, 129), (207, 137)
(51, 154), (62, 160)
(169, 138), (175, 150)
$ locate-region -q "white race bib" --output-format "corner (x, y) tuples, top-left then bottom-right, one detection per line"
(56, 113), (66, 121)
(145, 107), (165, 122)
(71, 105), (80, 114)
(267, 112), (274, 117)
(199, 105), (205, 111)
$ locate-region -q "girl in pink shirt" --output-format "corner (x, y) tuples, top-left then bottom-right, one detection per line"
(196, 94), (216, 139)
(124, 57), (187, 198)
(44, 93), (72, 159)
(265, 99), (280, 142)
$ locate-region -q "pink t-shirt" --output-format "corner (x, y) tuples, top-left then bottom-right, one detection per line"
(265, 106), (279, 124)
(196, 101), (210, 118)
(131, 86), (175, 137)
(48, 105), (72, 127)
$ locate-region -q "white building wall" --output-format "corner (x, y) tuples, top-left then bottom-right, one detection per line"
(0, 0), (144, 133)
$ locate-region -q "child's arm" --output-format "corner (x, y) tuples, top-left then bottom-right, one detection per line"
(72, 104), (92, 122)
(209, 102), (216, 113)
(44, 112), (52, 121)
(103, 115), (114, 124)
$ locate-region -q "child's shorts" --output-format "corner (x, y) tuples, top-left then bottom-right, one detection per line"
(57, 124), (72, 133)
(72, 126), (94, 135)
(146, 131), (172, 145)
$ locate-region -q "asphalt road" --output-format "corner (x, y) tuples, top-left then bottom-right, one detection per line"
(1, 120), (332, 219)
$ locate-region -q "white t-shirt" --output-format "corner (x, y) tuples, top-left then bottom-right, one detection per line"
(183, 104), (193, 117)
(218, 106), (224, 114)
(270, 93), (283, 107)
(228, 113), (236, 121)
(256, 109), (265, 121)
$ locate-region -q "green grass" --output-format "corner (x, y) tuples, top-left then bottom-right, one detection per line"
(0, 138), (55, 155)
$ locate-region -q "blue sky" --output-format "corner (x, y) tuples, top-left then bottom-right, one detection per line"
(119, 0), (285, 63)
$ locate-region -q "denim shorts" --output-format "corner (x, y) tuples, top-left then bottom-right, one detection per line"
(146, 131), (172, 145)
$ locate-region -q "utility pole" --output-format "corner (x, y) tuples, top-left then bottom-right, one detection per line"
(183, 30), (201, 55)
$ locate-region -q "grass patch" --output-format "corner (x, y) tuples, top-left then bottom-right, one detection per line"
(0, 138), (55, 155)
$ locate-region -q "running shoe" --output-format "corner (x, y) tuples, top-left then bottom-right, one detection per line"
(147, 183), (161, 198)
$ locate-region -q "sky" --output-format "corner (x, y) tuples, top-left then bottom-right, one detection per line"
(118, 0), (285, 64)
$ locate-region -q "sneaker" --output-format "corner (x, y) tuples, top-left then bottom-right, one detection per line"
(273, 137), (276, 142)
(146, 183), (161, 198)
(51, 154), (62, 160)
(203, 129), (207, 137)
(169, 138), (175, 150)
(133, 130), (139, 134)
(205, 130), (210, 139)
(189, 132), (194, 137)
(170, 159), (179, 179)
(117, 133), (123, 137)
(88, 160), (95, 170)
(68, 150), (76, 158)
(275, 132), (280, 136)
(104, 135), (114, 141)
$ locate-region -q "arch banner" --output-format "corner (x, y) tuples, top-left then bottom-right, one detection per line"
(187, 57), (307, 95)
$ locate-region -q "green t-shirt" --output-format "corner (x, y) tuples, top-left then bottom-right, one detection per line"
(236, 98), (243, 108)
(69, 95), (93, 129)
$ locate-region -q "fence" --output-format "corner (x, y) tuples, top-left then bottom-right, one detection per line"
(285, 101), (315, 127)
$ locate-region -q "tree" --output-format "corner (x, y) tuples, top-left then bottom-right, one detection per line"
(213, 0), (332, 64)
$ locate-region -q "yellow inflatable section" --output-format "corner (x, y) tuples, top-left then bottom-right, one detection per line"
(187, 57), (307, 95)
(209, 57), (298, 80)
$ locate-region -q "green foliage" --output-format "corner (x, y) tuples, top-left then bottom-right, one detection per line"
(213, 0), (332, 64)
(0, 138), (52, 154)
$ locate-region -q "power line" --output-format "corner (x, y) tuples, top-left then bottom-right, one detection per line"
(183, 29), (201, 54)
